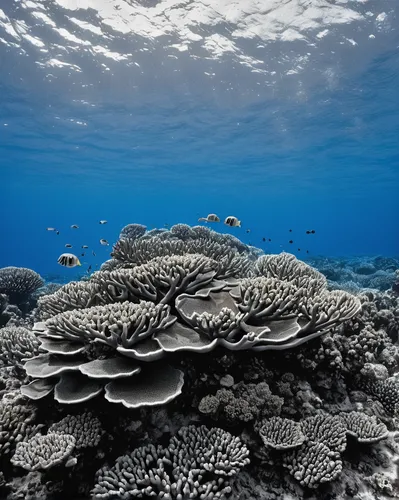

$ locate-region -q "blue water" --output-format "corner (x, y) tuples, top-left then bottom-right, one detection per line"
(1, 0), (398, 278)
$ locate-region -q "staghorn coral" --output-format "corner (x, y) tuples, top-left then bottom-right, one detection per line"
(0, 326), (41, 367)
(11, 433), (76, 471)
(92, 425), (250, 499)
(0, 267), (44, 304)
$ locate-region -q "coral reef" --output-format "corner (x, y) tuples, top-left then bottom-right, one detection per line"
(0, 224), (398, 500)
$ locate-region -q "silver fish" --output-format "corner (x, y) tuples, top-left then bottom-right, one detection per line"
(46, 227), (56, 231)
(82, 245), (89, 249)
(99, 220), (107, 225)
(198, 213), (220, 223)
(100, 239), (109, 246)
(65, 244), (72, 248)
(71, 225), (79, 229)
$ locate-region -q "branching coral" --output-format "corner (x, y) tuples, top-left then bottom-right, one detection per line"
(48, 411), (103, 449)
(92, 425), (250, 499)
(11, 433), (76, 471)
(0, 267), (44, 304)
(0, 402), (40, 456)
(0, 326), (41, 367)
(257, 417), (305, 450)
(339, 411), (389, 443)
(283, 440), (343, 488)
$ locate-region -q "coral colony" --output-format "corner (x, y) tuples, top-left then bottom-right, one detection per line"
(0, 223), (398, 499)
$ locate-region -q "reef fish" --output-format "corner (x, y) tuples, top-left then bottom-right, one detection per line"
(57, 253), (81, 268)
(100, 239), (109, 246)
(65, 244), (72, 248)
(99, 220), (107, 225)
(71, 225), (79, 229)
(198, 214), (220, 223)
(224, 216), (241, 228)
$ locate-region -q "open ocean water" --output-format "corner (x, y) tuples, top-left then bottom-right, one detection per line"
(1, 1), (399, 500)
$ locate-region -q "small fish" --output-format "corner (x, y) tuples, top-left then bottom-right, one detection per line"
(306, 250), (309, 253)
(224, 216), (241, 228)
(71, 225), (79, 229)
(100, 239), (109, 246)
(82, 245), (89, 249)
(46, 227), (57, 231)
(65, 244), (72, 248)
(306, 230), (311, 234)
(289, 229), (292, 232)
(268, 238), (272, 242)
(298, 248), (301, 251)
(99, 220), (108, 225)
(57, 253), (81, 268)
(92, 251), (96, 256)
(289, 240), (293, 244)
(311, 230), (315, 234)
(262, 237), (266, 242)
(87, 265), (92, 273)
(81, 253), (85, 257)
(56, 231), (60, 235)
(246, 229), (251, 233)
(198, 213), (220, 223)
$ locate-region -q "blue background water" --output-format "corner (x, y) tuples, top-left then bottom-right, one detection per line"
(1, 0), (398, 278)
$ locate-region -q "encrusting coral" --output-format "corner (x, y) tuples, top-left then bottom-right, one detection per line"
(0, 223), (398, 500)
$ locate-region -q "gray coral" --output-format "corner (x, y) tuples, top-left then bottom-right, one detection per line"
(45, 300), (174, 348)
(258, 417), (305, 450)
(283, 440), (342, 488)
(339, 411), (389, 443)
(0, 326), (41, 367)
(358, 378), (399, 416)
(300, 414), (347, 453)
(37, 280), (117, 320)
(0, 402), (39, 456)
(92, 425), (249, 499)
(119, 223), (147, 240)
(11, 433), (76, 471)
(0, 267), (44, 303)
(48, 411), (103, 449)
